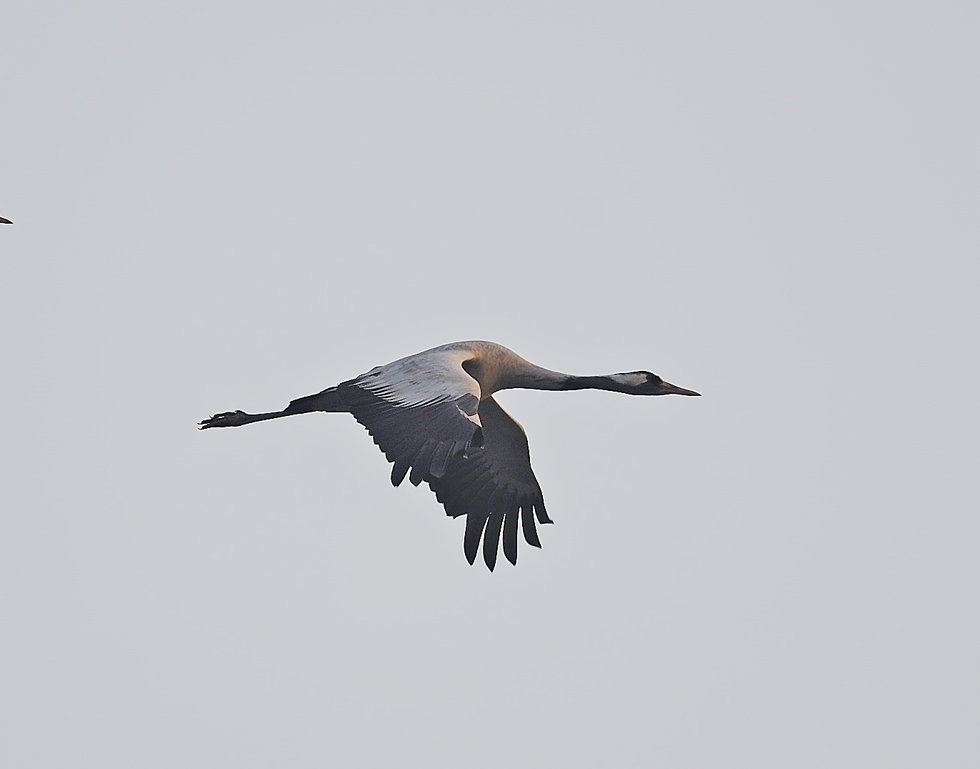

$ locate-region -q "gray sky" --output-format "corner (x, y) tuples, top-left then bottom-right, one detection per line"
(2, 2), (978, 767)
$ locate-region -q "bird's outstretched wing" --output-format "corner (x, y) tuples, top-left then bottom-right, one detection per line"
(337, 349), (484, 488)
(428, 396), (551, 570)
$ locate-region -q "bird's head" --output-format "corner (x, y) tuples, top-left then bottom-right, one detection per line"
(609, 371), (702, 396)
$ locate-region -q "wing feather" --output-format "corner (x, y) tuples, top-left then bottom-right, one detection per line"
(409, 440), (437, 486)
(521, 504), (541, 548)
(464, 512), (489, 565)
(337, 349), (483, 489)
(502, 502), (520, 565)
(428, 396), (549, 569)
(483, 510), (505, 571)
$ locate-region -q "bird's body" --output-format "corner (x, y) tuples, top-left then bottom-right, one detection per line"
(200, 341), (699, 569)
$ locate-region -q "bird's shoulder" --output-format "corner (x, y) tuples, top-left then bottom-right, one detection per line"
(350, 345), (483, 407)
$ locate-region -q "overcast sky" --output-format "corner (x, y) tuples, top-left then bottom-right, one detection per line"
(2, 2), (978, 767)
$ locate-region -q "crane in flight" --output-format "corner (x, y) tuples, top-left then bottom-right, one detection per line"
(200, 341), (700, 569)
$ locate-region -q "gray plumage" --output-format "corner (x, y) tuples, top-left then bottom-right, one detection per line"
(200, 341), (700, 570)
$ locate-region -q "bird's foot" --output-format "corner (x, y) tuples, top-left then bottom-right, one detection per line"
(199, 410), (248, 429)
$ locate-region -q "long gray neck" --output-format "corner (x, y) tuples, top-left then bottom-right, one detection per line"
(557, 374), (639, 394)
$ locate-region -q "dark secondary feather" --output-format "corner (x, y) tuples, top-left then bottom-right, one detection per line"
(337, 379), (482, 486)
(428, 397), (550, 570)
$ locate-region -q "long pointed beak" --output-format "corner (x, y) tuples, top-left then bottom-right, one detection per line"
(660, 380), (701, 396)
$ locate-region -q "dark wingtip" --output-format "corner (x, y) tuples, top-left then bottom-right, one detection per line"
(535, 501), (553, 525)
(482, 511), (504, 571)
(464, 513), (485, 565)
(521, 505), (542, 548)
(503, 508), (519, 565)
(390, 462), (409, 487)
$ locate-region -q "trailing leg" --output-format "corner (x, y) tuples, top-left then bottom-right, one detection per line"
(199, 386), (348, 429)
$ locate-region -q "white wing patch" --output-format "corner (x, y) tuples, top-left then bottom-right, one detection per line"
(354, 349), (482, 426)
